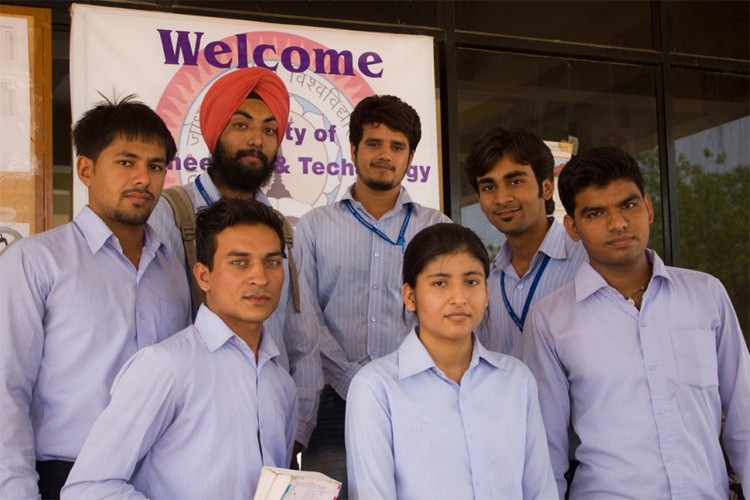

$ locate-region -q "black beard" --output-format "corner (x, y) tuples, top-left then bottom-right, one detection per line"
(207, 141), (276, 194)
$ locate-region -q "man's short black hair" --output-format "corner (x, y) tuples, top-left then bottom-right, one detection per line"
(195, 198), (285, 270)
(349, 95), (421, 153)
(72, 94), (177, 163)
(558, 146), (646, 217)
(464, 127), (555, 215)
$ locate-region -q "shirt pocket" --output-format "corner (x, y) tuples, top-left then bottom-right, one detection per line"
(668, 328), (718, 389)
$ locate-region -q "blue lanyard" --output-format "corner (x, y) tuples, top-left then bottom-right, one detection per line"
(500, 254), (551, 332)
(344, 200), (413, 254)
(195, 175), (213, 207)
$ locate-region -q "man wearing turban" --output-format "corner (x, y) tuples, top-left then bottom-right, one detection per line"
(149, 67), (323, 466)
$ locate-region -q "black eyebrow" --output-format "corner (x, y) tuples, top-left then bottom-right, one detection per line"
(232, 110), (277, 124)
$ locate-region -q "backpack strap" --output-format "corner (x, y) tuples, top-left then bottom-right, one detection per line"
(274, 208), (301, 313)
(161, 185), (204, 312)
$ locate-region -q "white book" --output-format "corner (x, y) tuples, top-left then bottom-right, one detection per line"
(253, 466), (342, 500)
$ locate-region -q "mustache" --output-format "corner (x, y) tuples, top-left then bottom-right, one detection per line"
(121, 187), (154, 200)
(235, 148), (269, 162)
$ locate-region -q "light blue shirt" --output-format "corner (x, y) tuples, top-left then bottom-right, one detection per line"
(0, 207), (191, 499)
(149, 173), (323, 446)
(346, 329), (557, 500)
(477, 219), (587, 357)
(292, 185), (451, 406)
(62, 305), (298, 500)
(522, 250), (750, 499)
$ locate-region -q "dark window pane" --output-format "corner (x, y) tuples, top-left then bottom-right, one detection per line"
(457, 50), (662, 258)
(456, 1), (653, 49)
(672, 69), (749, 337)
(667, 1), (749, 60)
(172, 1), (438, 28)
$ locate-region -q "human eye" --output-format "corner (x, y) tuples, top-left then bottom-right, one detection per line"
(232, 121), (248, 130)
(623, 201), (637, 209)
(264, 126), (277, 136)
(265, 258), (282, 268)
(509, 178), (524, 186)
(466, 278), (481, 286)
(432, 279), (447, 287)
(231, 259), (247, 267)
(479, 183), (494, 193)
(585, 210), (603, 219)
(392, 143), (406, 152)
(117, 159), (133, 167)
(149, 163), (166, 172)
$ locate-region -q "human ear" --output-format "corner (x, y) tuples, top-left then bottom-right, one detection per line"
(644, 193), (654, 224)
(402, 283), (417, 312)
(77, 156), (94, 187)
(563, 214), (580, 241)
(193, 262), (211, 293)
(541, 177), (554, 201)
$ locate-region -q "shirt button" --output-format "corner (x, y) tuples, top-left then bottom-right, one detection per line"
(374, 251), (380, 258)
(373, 284), (379, 290)
(640, 321), (646, 327)
(658, 407), (665, 415)
(517, 283), (524, 290)
(460, 394), (466, 401)
(666, 453), (673, 461)
(476, 480), (481, 487)
(470, 434), (476, 441)
(371, 317), (376, 322)
(649, 364), (657, 371)
(138, 312), (145, 320)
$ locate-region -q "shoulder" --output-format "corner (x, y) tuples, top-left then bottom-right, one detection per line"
(349, 351), (399, 394)
(534, 279), (577, 312)
(411, 203), (451, 224)
(1, 222), (77, 268)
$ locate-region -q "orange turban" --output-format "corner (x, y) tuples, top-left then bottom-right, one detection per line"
(199, 67), (290, 153)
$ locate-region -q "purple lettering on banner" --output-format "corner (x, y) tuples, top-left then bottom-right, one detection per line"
(282, 46), (310, 73)
(300, 156), (313, 174)
(157, 30), (384, 79)
(204, 40), (232, 68)
(313, 48), (354, 76)
(200, 157), (211, 171)
(183, 156), (198, 172)
(158, 29), (203, 66)
(254, 43), (278, 70)
(359, 52), (383, 78)
(236, 33), (249, 68)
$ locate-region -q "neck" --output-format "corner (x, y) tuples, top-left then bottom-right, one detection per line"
(593, 253), (652, 299)
(419, 332), (473, 384)
(207, 170), (256, 201)
(352, 181), (400, 220)
(507, 217), (551, 278)
(231, 322), (263, 360)
(110, 222), (145, 269)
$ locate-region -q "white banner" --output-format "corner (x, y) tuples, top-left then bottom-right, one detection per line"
(70, 4), (440, 222)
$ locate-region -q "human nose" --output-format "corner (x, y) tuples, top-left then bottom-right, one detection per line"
(246, 125), (263, 148)
(493, 184), (513, 205)
(449, 283), (468, 305)
(245, 259), (270, 287)
(606, 210), (628, 231)
(132, 162), (151, 187)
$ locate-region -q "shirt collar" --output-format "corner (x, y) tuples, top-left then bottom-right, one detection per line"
(193, 304), (281, 362)
(341, 184), (414, 218)
(574, 248), (670, 302)
(74, 206), (114, 254)
(398, 328), (504, 380)
(75, 206), (169, 258)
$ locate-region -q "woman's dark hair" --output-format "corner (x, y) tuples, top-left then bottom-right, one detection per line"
(72, 93), (177, 163)
(349, 95), (421, 153)
(195, 198), (285, 270)
(403, 223), (490, 289)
